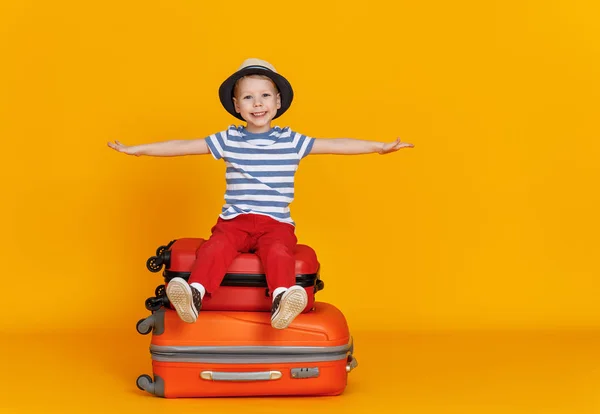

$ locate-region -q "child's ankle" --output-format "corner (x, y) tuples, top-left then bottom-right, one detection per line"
(272, 287), (287, 300)
(190, 282), (206, 300)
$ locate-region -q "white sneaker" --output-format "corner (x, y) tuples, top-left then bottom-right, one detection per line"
(270, 286), (308, 330)
(166, 277), (202, 323)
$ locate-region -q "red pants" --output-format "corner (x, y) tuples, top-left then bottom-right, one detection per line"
(189, 214), (298, 295)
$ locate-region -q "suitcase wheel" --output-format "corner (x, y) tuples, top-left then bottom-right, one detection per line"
(154, 284), (165, 297)
(136, 374), (152, 391)
(136, 317), (153, 335)
(146, 256), (163, 273)
(315, 279), (325, 293)
(145, 296), (166, 312)
(155, 245), (168, 256)
(136, 374), (164, 397)
(136, 374), (161, 396)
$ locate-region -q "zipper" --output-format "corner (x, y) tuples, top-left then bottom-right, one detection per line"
(150, 342), (352, 364)
(163, 271), (319, 288)
(151, 339), (353, 364)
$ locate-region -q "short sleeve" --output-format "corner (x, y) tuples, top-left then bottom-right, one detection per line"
(292, 131), (315, 159)
(204, 131), (228, 160)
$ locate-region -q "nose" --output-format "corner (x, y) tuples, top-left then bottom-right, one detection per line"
(253, 97), (263, 107)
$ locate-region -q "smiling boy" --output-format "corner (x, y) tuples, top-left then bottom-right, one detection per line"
(108, 58), (413, 329)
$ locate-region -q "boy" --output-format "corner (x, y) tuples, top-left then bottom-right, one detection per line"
(108, 58), (414, 329)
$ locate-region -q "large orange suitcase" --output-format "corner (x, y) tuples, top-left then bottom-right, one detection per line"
(135, 302), (358, 398)
(144, 238), (324, 313)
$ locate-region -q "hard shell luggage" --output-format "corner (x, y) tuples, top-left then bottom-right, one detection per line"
(145, 238), (324, 313)
(135, 302), (357, 398)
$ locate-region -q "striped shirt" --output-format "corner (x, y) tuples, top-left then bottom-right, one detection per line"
(205, 125), (315, 226)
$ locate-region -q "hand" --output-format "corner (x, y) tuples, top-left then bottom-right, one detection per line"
(379, 138), (414, 154)
(107, 140), (140, 156)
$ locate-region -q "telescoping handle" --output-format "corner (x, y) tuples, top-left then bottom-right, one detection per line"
(200, 371), (282, 382)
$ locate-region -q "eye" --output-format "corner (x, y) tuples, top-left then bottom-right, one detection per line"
(262, 93), (271, 98)
(243, 95), (252, 100)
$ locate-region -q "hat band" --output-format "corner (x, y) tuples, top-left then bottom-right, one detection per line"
(241, 65), (274, 73)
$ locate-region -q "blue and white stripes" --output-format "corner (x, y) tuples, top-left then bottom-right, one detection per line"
(205, 126), (314, 225)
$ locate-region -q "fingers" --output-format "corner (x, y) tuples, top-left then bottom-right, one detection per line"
(107, 141), (125, 151)
(394, 139), (414, 149)
(396, 142), (414, 148)
(380, 139), (414, 154)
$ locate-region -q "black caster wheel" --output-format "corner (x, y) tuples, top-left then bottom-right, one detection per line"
(155, 284), (165, 297)
(156, 245), (168, 256)
(145, 297), (163, 312)
(136, 374), (153, 391)
(146, 256), (162, 273)
(136, 318), (152, 335)
(315, 279), (325, 293)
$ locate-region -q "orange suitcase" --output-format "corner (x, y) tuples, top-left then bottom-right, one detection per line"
(135, 302), (358, 398)
(144, 238), (324, 313)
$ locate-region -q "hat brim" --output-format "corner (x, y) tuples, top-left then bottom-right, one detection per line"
(219, 66), (294, 121)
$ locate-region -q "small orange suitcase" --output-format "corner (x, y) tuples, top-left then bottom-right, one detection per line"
(135, 302), (357, 398)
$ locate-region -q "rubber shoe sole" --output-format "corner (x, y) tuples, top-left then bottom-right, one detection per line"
(166, 278), (198, 324)
(271, 286), (308, 330)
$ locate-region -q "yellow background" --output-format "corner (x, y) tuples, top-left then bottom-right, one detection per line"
(1, 0), (600, 412)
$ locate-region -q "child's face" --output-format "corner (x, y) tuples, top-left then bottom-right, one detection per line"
(233, 76), (281, 133)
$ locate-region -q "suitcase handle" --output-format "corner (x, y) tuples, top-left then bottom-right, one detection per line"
(346, 355), (358, 373)
(200, 371), (283, 382)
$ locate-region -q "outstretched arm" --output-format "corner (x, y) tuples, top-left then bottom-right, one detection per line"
(310, 138), (414, 155)
(107, 138), (210, 157)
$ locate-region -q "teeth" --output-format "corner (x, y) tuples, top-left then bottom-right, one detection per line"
(253, 112), (266, 116)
